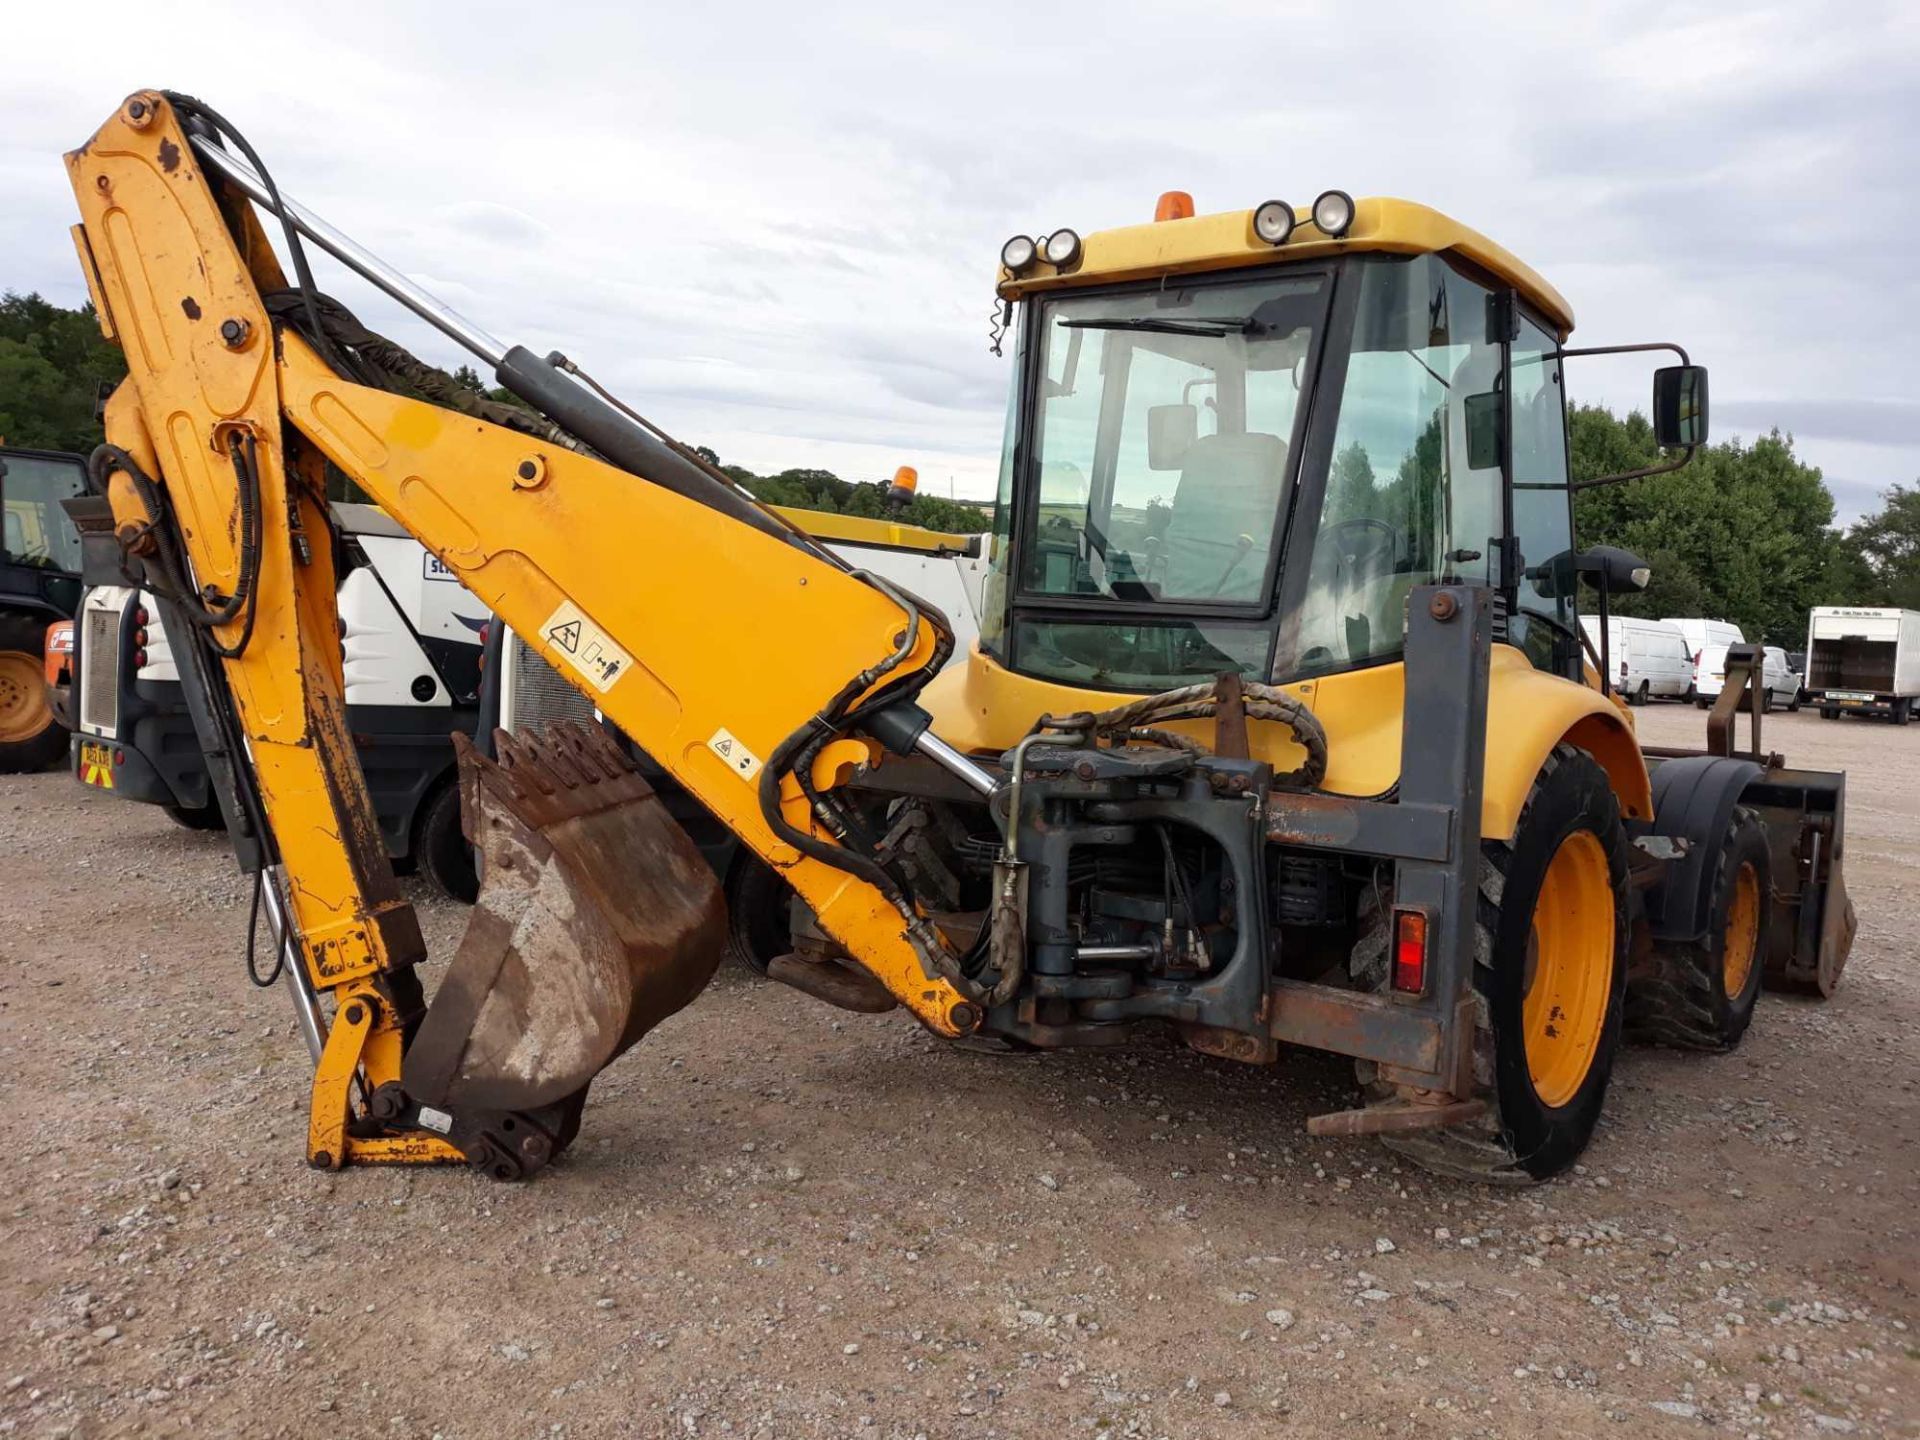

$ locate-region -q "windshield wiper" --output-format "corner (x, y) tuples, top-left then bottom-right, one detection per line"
(1059, 315), (1254, 338)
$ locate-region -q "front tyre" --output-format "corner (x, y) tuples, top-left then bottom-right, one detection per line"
(1627, 806), (1769, 1051)
(1386, 745), (1628, 1183)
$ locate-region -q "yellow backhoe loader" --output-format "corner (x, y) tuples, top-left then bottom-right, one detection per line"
(59, 92), (1854, 1184)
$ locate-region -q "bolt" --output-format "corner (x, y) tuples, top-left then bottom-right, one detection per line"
(218, 317), (251, 350)
(513, 456), (547, 489)
(1074, 760), (1097, 781)
(309, 1151), (332, 1170)
(343, 1003), (365, 1026)
(124, 98), (155, 129)
(948, 1002), (980, 1032)
(1428, 590), (1459, 622)
(517, 460), (537, 480)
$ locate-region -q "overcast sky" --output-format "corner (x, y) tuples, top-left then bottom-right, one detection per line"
(5, 1), (1915, 520)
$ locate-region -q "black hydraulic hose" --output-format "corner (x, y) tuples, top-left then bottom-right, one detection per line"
(89, 439), (263, 658)
(163, 91), (358, 383)
(244, 872), (285, 987)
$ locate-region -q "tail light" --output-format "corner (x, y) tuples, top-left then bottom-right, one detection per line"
(1391, 909), (1428, 995)
(133, 648), (149, 669)
(477, 622), (490, 673)
(133, 606), (150, 627)
(134, 627), (149, 648)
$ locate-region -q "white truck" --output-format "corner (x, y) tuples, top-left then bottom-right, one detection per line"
(1804, 606), (1920, 724)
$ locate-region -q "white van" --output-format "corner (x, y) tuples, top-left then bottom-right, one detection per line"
(1579, 615), (1693, 704)
(1662, 617), (1745, 703)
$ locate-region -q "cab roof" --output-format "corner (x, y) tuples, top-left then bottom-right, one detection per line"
(998, 196), (1575, 336)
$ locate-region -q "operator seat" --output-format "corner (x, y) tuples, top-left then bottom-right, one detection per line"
(1159, 432), (1286, 601)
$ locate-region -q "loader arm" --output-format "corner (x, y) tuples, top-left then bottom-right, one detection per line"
(66, 91), (980, 1175)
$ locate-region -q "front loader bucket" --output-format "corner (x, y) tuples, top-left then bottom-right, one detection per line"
(403, 723), (727, 1116)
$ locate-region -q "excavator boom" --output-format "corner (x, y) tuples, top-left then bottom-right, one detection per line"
(66, 91), (985, 1174)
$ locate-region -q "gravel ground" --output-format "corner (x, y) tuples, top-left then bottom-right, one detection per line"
(1, 704), (1914, 1439)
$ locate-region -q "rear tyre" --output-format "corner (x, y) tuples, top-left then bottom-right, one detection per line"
(1634, 681), (1650, 707)
(725, 856), (795, 977)
(1626, 806), (1769, 1051)
(0, 612), (67, 774)
(1895, 698), (1912, 727)
(1385, 745), (1628, 1183)
(1820, 707), (1839, 721)
(417, 780), (479, 903)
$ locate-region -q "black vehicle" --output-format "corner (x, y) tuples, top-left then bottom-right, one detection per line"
(0, 447), (88, 772)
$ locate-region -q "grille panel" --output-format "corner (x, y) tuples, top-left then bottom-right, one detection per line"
(505, 633), (595, 733)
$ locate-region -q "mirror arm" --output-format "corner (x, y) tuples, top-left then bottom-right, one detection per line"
(1559, 341), (1692, 365)
(1559, 341), (1700, 491)
(1573, 444), (1697, 491)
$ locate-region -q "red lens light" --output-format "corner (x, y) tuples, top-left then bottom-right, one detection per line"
(1392, 909), (1428, 995)
(133, 606), (149, 626)
(133, 648), (148, 669)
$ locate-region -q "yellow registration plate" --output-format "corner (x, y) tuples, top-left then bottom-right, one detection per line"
(78, 740), (115, 789)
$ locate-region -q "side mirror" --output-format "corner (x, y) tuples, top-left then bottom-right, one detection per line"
(1652, 365), (1709, 449)
(1147, 404), (1198, 471)
(1577, 545), (1651, 594)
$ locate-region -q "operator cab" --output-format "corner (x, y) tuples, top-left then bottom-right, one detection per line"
(979, 194), (1702, 697)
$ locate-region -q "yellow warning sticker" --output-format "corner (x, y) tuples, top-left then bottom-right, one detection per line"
(707, 727), (763, 783)
(538, 601), (634, 695)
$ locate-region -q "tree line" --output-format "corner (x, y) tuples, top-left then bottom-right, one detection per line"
(5, 289), (1913, 628)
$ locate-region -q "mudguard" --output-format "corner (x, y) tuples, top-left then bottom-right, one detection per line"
(1642, 755), (1763, 946)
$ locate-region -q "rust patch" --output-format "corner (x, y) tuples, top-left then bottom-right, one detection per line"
(158, 137), (181, 173)
(180, 296), (202, 321)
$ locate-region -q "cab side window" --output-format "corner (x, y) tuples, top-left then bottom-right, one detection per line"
(1509, 314), (1574, 673)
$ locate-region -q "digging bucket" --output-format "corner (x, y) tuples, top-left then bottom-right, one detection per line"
(403, 722), (727, 1115)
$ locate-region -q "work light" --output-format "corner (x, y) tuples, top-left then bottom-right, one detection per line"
(1252, 200), (1296, 245)
(1042, 228), (1081, 266)
(1001, 235), (1037, 273)
(1311, 189), (1355, 238)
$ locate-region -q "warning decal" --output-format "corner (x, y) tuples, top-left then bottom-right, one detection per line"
(708, 727), (763, 783)
(537, 601), (634, 695)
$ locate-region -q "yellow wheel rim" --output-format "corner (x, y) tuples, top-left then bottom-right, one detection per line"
(1723, 861), (1760, 997)
(1522, 830), (1615, 1109)
(0, 651), (49, 744)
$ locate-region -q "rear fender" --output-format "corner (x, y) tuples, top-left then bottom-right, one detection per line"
(1641, 755), (1764, 945)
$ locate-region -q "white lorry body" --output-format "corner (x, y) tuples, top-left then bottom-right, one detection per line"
(1804, 606), (1920, 723)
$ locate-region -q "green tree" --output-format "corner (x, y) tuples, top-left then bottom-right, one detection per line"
(1844, 483), (1920, 609)
(1572, 406), (1841, 645)
(0, 292), (127, 453)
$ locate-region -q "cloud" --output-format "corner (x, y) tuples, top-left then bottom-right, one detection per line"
(3, 0), (1915, 518)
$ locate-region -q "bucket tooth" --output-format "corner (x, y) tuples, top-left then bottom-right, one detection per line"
(404, 722), (726, 1116)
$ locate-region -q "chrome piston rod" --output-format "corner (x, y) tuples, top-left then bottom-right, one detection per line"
(190, 135), (507, 368)
(258, 868), (327, 1065)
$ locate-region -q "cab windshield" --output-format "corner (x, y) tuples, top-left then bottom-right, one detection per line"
(985, 274), (1328, 689)
(1, 451), (87, 575)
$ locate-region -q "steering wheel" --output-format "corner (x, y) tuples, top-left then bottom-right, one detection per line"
(1321, 516), (1399, 581)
